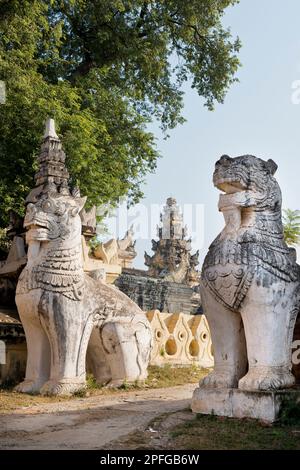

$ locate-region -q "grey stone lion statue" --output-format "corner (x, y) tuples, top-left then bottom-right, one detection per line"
(199, 154), (300, 391)
(14, 120), (152, 396)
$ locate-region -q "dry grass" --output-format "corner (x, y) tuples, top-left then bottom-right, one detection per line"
(0, 364), (209, 413)
(0, 390), (70, 412)
(146, 363), (208, 388)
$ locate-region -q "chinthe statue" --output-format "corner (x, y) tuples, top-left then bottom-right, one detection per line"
(197, 155), (300, 392)
(14, 119), (152, 396)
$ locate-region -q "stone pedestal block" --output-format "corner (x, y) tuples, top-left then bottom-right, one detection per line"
(191, 386), (300, 422)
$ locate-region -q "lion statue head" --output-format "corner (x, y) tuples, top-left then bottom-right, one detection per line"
(213, 154), (280, 211)
(24, 193), (86, 243)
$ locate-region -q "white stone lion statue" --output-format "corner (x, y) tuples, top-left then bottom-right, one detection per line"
(200, 154), (300, 391)
(15, 189), (152, 395)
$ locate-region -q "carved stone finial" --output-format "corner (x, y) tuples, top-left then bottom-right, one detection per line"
(43, 118), (59, 140)
(35, 118), (69, 188)
(26, 118), (70, 203)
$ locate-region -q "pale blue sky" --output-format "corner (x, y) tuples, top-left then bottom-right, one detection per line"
(109, 0), (300, 268)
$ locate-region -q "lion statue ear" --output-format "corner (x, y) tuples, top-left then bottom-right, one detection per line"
(266, 159), (278, 175)
(71, 197), (87, 217)
(77, 196), (87, 212)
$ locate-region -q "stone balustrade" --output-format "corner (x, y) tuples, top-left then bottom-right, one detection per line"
(1, 308), (214, 385)
(146, 310), (214, 368)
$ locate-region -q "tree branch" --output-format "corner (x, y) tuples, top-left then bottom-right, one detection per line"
(166, 17), (211, 47)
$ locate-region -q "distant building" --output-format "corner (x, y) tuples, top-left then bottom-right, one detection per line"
(145, 197), (200, 286)
(116, 197), (201, 314)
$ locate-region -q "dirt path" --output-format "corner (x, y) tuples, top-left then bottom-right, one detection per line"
(0, 384), (196, 450)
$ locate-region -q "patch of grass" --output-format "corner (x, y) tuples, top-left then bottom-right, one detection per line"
(279, 396), (300, 425)
(73, 388), (88, 398)
(145, 364), (209, 389)
(119, 380), (133, 391)
(168, 414), (300, 450)
(170, 430), (182, 438)
(86, 374), (100, 390)
(0, 389), (70, 413)
(86, 364), (208, 393)
(0, 365), (209, 412)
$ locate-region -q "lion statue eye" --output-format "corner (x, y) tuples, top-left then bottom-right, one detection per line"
(42, 200), (52, 212)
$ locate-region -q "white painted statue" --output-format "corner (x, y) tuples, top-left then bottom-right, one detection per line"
(14, 119), (152, 395)
(198, 154), (300, 391)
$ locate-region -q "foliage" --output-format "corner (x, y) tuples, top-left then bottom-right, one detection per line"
(88, 235), (101, 253)
(0, 227), (10, 259)
(283, 209), (300, 247)
(0, 0), (241, 227)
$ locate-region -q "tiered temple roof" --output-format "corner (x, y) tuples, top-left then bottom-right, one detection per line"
(144, 197), (200, 285)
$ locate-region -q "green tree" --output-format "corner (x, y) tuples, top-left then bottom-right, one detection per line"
(0, 0), (241, 227)
(283, 209), (300, 247)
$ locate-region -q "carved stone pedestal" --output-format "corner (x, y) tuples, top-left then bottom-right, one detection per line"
(191, 387), (300, 423)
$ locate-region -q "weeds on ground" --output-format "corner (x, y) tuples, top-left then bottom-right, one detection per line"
(0, 364), (208, 412)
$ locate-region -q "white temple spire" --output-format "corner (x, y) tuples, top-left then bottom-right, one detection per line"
(43, 118), (59, 140)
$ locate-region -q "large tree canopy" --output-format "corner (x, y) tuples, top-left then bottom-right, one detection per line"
(0, 0), (240, 227)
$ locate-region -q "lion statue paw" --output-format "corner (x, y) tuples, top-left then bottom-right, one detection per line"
(40, 380), (86, 396)
(199, 369), (238, 389)
(14, 380), (43, 394)
(238, 368), (295, 391)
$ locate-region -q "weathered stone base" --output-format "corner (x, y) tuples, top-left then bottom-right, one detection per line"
(191, 386), (300, 423)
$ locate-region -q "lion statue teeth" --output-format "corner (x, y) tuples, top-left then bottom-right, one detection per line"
(200, 154), (300, 391)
